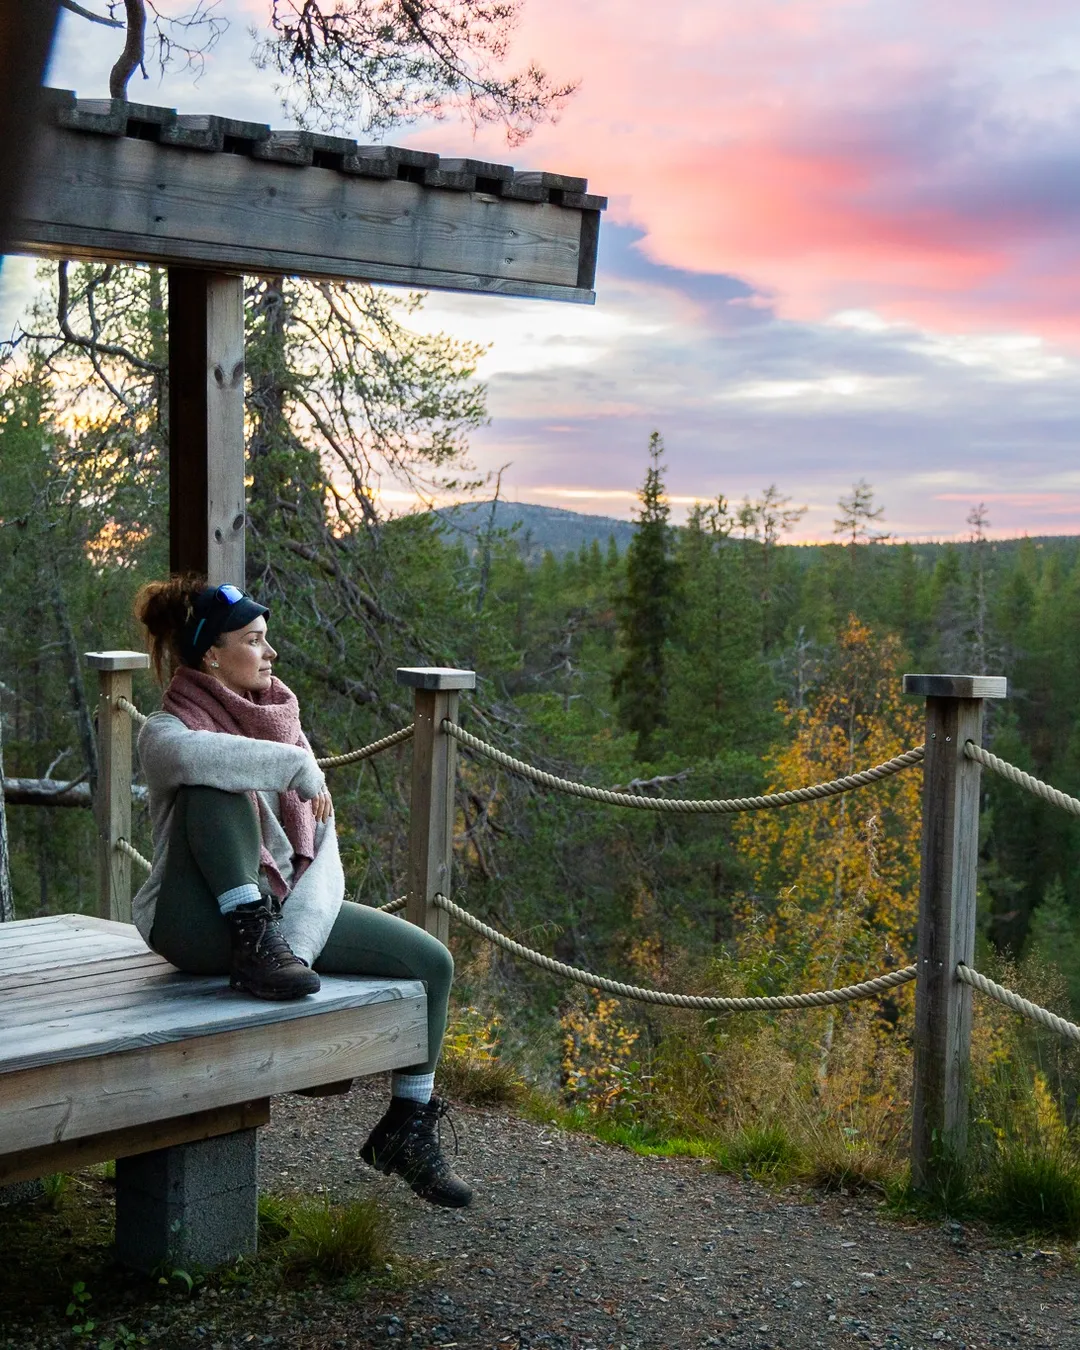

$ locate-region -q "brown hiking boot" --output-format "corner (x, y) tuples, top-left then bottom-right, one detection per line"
(227, 895), (320, 1001)
(360, 1096), (473, 1208)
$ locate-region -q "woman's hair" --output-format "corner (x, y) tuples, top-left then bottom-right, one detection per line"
(133, 574), (207, 685)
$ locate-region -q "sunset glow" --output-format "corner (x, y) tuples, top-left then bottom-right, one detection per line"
(3, 0), (1079, 539)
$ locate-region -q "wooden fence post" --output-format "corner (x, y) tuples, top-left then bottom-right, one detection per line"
(396, 667), (477, 946)
(904, 672), (1007, 1193)
(86, 651), (151, 924)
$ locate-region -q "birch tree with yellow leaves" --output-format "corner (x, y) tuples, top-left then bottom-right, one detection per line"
(736, 617), (924, 1084)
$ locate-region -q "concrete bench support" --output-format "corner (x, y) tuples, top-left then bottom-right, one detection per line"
(115, 1128), (258, 1272)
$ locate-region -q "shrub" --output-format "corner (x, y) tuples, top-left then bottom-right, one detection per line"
(437, 1005), (526, 1106)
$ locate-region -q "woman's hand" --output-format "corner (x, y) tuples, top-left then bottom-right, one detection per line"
(311, 790), (334, 824)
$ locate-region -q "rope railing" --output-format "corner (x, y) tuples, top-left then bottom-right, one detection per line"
(442, 720), (925, 814)
(116, 836), (153, 874)
(315, 724), (414, 769)
(957, 964), (1080, 1044)
(965, 741), (1080, 820)
(116, 695), (149, 727)
(378, 895), (407, 914)
(114, 695), (414, 771)
(433, 893), (917, 1011)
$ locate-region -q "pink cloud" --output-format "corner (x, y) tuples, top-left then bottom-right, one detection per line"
(422, 0), (1080, 339)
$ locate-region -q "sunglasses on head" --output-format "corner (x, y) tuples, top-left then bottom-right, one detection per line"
(192, 585), (248, 651)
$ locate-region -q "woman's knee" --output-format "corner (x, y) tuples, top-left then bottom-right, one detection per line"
(423, 934), (454, 990)
(178, 784), (257, 825)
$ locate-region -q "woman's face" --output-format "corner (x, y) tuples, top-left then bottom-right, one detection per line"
(204, 617), (277, 697)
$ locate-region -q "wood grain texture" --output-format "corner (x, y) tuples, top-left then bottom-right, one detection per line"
(0, 998), (426, 1154)
(911, 696), (986, 1191)
(0, 1099), (270, 1186)
(395, 667), (477, 691)
(95, 665), (136, 922)
(15, 124), (595, 300)
(406, 688), (458, 946)
(903, 674), (1008, 700)
(168, 270), (246, 582)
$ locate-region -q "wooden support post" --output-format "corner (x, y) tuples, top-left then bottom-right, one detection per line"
(904, 673), (1007, 1193)
(86, 651), (151, 923)
(168, 269), (246, 585)
(396, 667), (476, 946)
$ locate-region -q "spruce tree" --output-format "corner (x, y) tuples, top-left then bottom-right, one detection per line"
(612, 432), (679, 758)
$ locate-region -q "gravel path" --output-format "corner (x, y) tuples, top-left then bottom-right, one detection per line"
(251, 1077), (1080, 1350)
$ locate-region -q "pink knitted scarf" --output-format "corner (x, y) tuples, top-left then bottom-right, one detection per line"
(162, 665), (315, 897)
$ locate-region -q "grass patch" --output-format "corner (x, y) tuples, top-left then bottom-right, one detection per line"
(981, 1142), (1080, 1237)
(275, 1194), (391, 1281)
(717, 1123), (804, 1183)
(437, 1053), (526, 1107)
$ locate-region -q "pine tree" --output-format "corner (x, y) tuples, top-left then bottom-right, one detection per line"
(612, 432), (679, 758)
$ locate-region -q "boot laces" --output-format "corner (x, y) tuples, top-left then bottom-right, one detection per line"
(238, 902), (302, 969)
(407, 1098), (460, 1168)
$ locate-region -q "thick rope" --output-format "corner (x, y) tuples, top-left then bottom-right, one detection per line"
(116, 696), (149, 727)
(443, 721), (924, 814)
(116, 694), (413, 770)
(116, 836), (153, 874)
(316, 724), (414, 770)
(965, 742), (1080, 820)
(957, 964), (1080, 1045)
(378, 895), (408, 914)
(434, 894), (916, 1011)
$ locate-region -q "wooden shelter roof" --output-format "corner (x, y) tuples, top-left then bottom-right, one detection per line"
(13, 88), (606, 302)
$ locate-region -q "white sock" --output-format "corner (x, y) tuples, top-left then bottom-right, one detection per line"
(391, 1071), (435, 1104)
(216, 883), (262, 915)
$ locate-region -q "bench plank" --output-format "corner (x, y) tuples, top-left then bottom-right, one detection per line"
(1, 999), (426, 1153)
(0, 951), (166, 994)
(0, 1099), (271, 1186)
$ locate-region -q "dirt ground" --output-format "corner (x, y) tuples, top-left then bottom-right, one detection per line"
(3, 1076), (1079, 1349)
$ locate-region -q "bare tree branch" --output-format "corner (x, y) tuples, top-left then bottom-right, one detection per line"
(59, 0), (124, 27)
(110, 0), (147, 98)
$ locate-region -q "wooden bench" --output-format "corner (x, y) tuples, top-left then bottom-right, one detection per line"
(0, 913), (427, 1269)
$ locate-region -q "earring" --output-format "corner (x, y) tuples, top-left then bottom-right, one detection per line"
(209, 660), (219, 669)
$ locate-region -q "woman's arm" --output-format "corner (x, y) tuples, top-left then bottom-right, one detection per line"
(138, 713), (326, 800)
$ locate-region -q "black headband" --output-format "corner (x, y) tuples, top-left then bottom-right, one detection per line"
(181, 584), (269, 667)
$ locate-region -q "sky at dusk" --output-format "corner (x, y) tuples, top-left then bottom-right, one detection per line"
(4, 0), (1080, 540)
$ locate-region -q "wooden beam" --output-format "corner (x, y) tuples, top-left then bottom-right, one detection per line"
(397, 667), (476, 945)
(86, 651), (150, 923)
(15, 119), (597, 302)
(1, 998), (426, 1154)
(0, 1099), (270, 1186)
(169, 270), (246, 583)
(904, 672), (1007, 1193)
(0, 1), (60, 256)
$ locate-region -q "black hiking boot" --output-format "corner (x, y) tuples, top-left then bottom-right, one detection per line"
(360, 1096), (473, 1208)
(227, 895), (321, 1001)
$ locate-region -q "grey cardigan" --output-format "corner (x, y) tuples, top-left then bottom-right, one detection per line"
(133, 712), (344, 966)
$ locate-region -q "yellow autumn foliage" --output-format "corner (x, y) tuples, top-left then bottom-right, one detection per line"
(735, 618), (923, 997)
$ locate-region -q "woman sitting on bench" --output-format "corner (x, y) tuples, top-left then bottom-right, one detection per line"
(131, 575), (471, 1209)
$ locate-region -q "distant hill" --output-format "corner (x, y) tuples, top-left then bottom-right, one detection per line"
(431, 500), (1080, 569)
(434, 500), (636, 563)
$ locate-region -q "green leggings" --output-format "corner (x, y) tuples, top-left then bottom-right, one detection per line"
(150, 786), (451, 1074)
